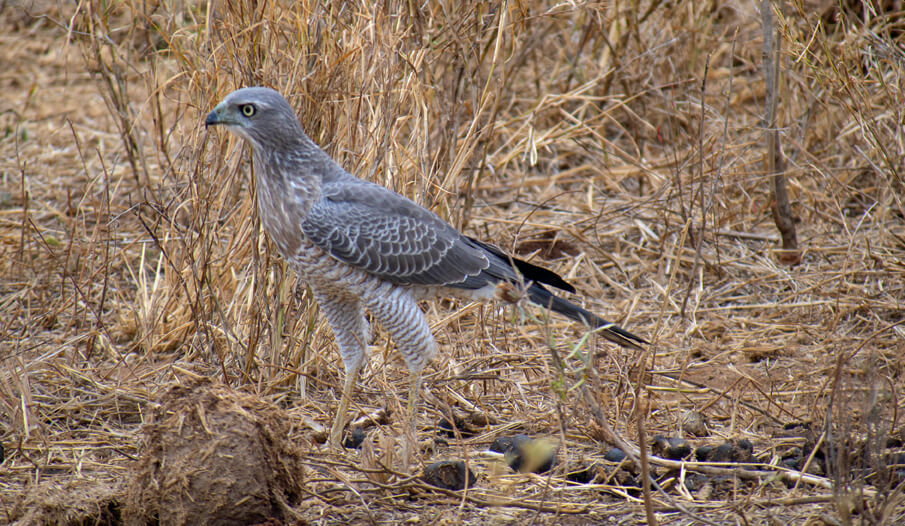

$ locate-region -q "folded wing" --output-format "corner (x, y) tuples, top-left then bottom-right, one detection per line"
(302, 181), (493, 287)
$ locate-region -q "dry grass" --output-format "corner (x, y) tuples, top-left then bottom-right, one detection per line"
(2, 0), (904, 523)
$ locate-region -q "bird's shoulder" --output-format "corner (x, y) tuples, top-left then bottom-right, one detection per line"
(318, 178), (444, 223)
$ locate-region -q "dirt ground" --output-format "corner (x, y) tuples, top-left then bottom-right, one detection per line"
(2, 1), (905, 525)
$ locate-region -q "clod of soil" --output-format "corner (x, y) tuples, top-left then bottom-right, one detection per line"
(679, 410), (710, 437)
(422, 460), (477, 490)
(123, 378), (306, 526)
(603, 447), (628, 463)
(566, 462), (600, 484)
(343, 426), (367, 449)
(10, 477), (124, 526)
(436, 410), (494, 438)
(695, 439), (754, 463)
(652, 435), (692, 460)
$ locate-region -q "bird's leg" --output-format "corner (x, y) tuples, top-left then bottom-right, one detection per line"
(312, 288), (369, 451)
(329, 360), (363, 449)
(364, 286), (436, 472)
(402, 371), (421, 469)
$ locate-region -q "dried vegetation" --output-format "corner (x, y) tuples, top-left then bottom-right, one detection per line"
(1, 0), (904, 524)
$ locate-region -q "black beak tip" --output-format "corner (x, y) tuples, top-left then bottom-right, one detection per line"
(204, 110), (218, 129)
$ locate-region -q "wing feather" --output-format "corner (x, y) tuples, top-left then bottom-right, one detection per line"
(302, 181), (490, 286)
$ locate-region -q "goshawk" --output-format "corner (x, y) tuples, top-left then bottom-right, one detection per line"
(205, 87), (646, 462)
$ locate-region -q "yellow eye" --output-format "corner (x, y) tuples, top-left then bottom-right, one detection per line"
(240, 104), (256, 117)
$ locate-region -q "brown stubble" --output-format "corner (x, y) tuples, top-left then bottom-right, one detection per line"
(2, 0), (905, 522)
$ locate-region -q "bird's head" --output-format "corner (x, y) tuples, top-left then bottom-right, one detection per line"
(205, 87), (305, 151)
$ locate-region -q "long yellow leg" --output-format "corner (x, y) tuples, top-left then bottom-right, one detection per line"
(329, 363), (362, 450)
(402, 372), (421, 469)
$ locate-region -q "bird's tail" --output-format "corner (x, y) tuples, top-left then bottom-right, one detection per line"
(526, 284), (647, 350)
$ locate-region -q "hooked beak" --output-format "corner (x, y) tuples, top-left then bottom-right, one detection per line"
(204, 106), (223, 129)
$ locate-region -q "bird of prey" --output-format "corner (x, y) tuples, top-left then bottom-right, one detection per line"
(205, 87), (646, 462)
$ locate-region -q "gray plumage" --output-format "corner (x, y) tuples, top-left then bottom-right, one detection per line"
(205, 87), (646, 455)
